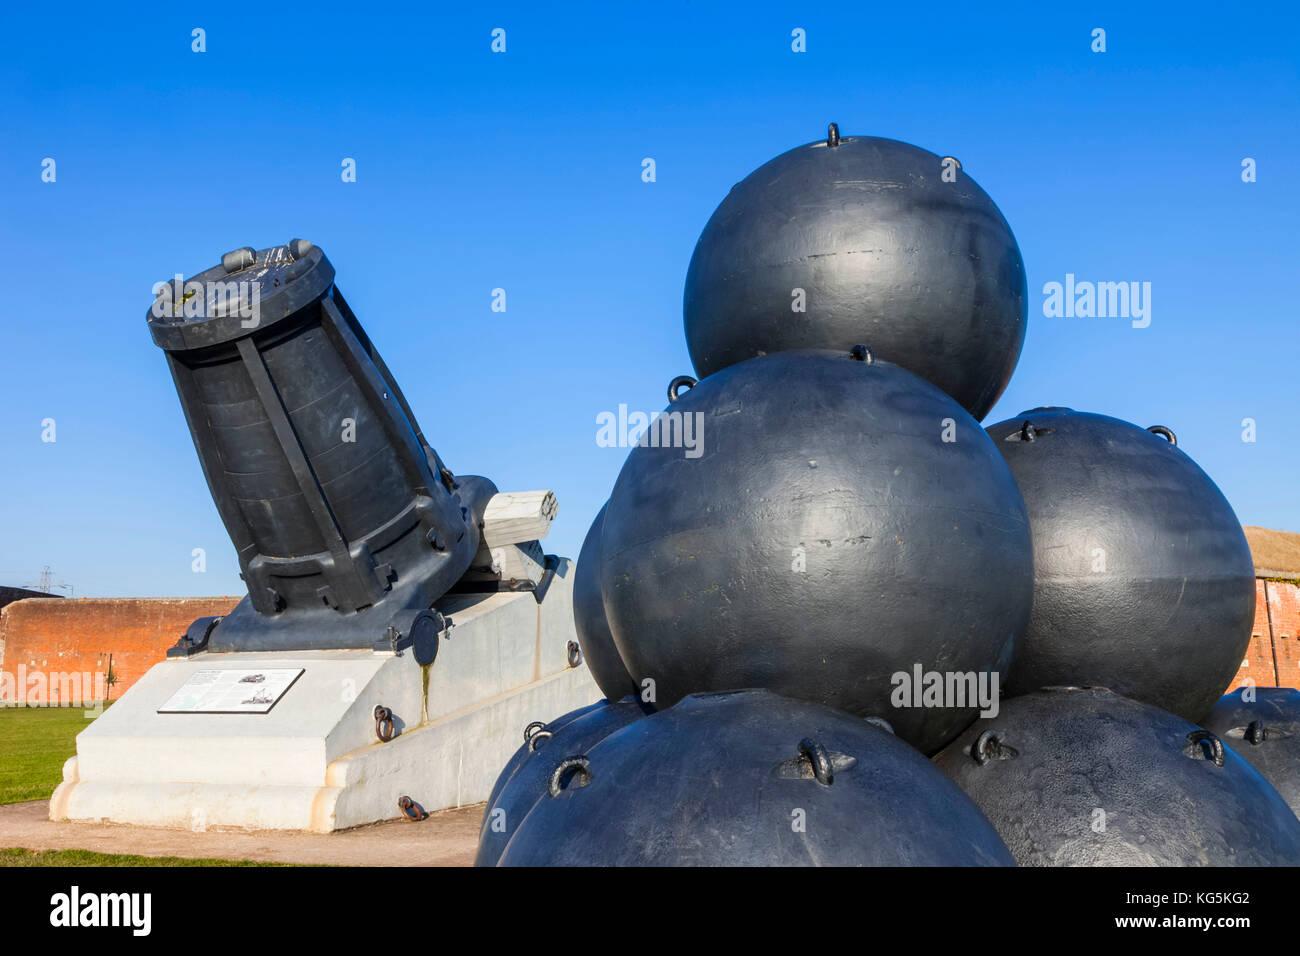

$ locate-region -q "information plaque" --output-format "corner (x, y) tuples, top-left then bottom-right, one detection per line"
(157, 668), (304, 715)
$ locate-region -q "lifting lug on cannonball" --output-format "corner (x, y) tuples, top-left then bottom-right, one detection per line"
(1184, 729), (1226, 767)
(826, 122), (840, 148)
(798, 738), (835, 785)
(523, 720), (548, 745)
(848, 344), (873, 364)
(566, 641), (582, 667)
(1246, 720), (1268, 746)
(972, 729), (1017, 765)
(1147, 424), (1177, 446)
(548, 755), (593, 798)
(667, 375), (697, 403)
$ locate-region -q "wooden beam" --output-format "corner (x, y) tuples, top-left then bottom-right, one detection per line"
(481, 491), (558, 547)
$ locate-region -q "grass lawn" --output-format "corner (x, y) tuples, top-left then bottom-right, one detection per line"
(0, 707), (292, 868)
(0, 705), (102, 804)
(0, 848), (286, 867)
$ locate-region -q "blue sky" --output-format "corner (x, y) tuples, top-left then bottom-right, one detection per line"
(0, 2), (1296, 597)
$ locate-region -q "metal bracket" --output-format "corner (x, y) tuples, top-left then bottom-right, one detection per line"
(167, 616), (223, 658)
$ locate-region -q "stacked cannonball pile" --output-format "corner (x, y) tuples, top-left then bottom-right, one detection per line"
(477, 124), (1300, 867)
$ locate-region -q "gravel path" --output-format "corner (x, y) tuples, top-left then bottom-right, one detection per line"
(0, 800), (482, 866)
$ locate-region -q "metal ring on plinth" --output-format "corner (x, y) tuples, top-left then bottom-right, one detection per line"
(374, 705), (396, 743)
(398, 795), (427, 821)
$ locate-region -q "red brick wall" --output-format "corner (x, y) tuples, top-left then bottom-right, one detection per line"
(1265, 580), (1300, 688)
(0, 597), (239, 704)
(1241, 579), (1278, 685)
(2, 580), (1296, 705)
(1237, 579), (1300, 692)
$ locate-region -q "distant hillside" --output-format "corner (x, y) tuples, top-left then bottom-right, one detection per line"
(1244, 526), (1300, 577)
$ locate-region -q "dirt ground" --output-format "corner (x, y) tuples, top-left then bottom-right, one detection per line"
(0, 799), (483, 866)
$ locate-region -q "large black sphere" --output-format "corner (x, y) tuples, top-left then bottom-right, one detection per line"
(498, 690), (1014, 866)
(475, 697), (648, 867)
(935, 687), (1300, 866)
(573, 503), (639, 702)
(986, 408), (1256, 721)
(1201, 687), (1300, 816)
(684, 129), (1027, 421)
(600, 349), (1034, 754)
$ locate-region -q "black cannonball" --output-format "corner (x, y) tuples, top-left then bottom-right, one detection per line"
(986, 408), (1256, 721)
(684, 129), (1027, 420)
(573, 503), (639, 702)
(1202, 686), (1300, 816)
(600, 349), (1034, 754)
(498, 690), (1014, 866)
(935, 687), (1300, 866)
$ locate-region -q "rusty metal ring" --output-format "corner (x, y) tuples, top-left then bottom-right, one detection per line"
(1147, 425), (1177, 446)
(798, 738), (834, 786)
(528, 729), (554, 753)
(398, 795), (427, 821)
(667, 375), (698, 404)
(547, 756), (592, 798)
(374, 705), (395, 743)
(1186, 729), (1225, 767)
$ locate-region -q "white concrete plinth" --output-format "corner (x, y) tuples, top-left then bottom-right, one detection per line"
(50, 559), (599, 832)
